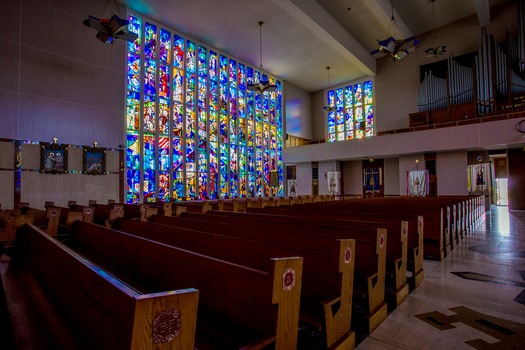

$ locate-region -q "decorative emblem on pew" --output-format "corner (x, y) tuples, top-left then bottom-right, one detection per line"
(152, 308), (181, 344)
(50, 210), (57, 217)
(403, 226), (408, 238)
(380, 234), (385, 248)
(344, 247), (352, 264)
(86, 208), (92, 215)
(282, 268), (296, 291)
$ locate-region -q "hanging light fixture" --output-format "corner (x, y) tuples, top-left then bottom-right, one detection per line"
(247, 21), (277, 93)
(322, 66), (336, 112)
(370, 0), (419, 61)
(425, 0), (447, 58)
(83, 0), (137, 44)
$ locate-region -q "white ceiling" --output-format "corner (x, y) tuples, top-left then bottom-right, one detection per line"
(120, 0), (510, 92)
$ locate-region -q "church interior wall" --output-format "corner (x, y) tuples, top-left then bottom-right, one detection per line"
(436, 151), (469, 196)
(0, 0), (125, 148)
(284, 81), (313, 140)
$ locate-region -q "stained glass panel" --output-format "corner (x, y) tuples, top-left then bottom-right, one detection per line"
(173, 173), (184, 200)
(127, 53), (140, 91)
(364, 80), (373, 105)
(159, 98), (169, 135)
(144, 95), (155, 134)
(172, 138), (183, 172)
(173, 35), (184, 68)
(159, 65), (170, 98)
(127, 15), (141, 54)
(186, 40), (196, 72)
(159, 29), (171, 64)
(144, 23), (157, 59)
(126, 91), (140, 131)
(144, 59), (156, 95)
(354, 84), (363, 105)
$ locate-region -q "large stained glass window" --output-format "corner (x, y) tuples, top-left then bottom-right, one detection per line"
(327, 80), (373, 142)
(126, 14), (283, 203)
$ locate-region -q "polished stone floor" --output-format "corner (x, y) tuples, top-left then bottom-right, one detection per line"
(357, 206), (525, 349)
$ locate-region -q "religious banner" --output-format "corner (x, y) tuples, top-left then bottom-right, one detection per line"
(364, 168), (381, 196)
(407, 170), (429, 196)
(326, 171), (339, 195)
(467, 163), (491, 194)
(287, 179), (298, 197)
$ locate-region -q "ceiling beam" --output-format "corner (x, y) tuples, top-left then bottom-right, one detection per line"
(473, 0), (490, 26)
(365, 0), (414, 39)
(286, 0), (376, 76)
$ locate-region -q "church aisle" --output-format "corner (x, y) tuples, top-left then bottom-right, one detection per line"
(357, 206), (525, 349)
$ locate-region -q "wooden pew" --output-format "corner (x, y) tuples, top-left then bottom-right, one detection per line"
(296, 196), (479, 254)
(67, 221), (303, 350)
(206, 209), (424, 290)
(151, 214), (388, 334)
(199, 209), (414, 302)
(113, 217), (356, 349)
(0, 211), (34, 243)
(91, 203), (124, 226)
(0, 224), (199, 349)
(261, 199), (446, 261)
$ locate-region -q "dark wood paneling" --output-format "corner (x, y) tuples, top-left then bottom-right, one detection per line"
(508, 148), (525, 210)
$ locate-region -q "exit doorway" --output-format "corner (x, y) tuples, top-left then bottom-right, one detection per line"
(495, 178), (508, 206)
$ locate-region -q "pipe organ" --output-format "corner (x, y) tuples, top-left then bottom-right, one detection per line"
(418, 19), (525, 117)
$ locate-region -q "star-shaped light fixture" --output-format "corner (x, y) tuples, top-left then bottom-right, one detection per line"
(370, 0), (420, 62)
(247, 21), (277, 93)
(425, 0), (446, 58)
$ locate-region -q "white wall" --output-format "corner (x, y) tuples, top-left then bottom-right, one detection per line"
(285, 81), (313, 140)
(343, 161), (362, 196)
(311, 90), (326, 141)
(436, 151), (469, 195)
(384, 157), (400, 196)
(0, 0), (125, 148)
(295, 162), (312, 195)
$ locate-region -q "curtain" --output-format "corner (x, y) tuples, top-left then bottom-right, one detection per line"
(407, 170), (429, 196)
(327, 171), (340, 195)
(287, 179), (298, 197)
(364, 168), (381, 196)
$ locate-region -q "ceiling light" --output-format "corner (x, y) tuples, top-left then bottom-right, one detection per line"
(370, 0), (419, 61)
(83, 0), (137, 44)
(247, 21), (277, 93)
(425, 0), (446, 58)
(322, 66), (336, 112)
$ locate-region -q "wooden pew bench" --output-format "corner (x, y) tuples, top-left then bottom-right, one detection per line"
(255, 202), (446, 261)
(151, 214), (388, 334)
(112, 217), (356, 349)
(66, 221), (303, 350)
(293, 197), (469, 257)
(200, 209), (414, 302)
(91, 203), (124, 226)
(0, 224), (198, 349)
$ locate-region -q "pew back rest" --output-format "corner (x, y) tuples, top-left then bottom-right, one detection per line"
(69, 220), (302, 349)
(13, 224), (199, 349)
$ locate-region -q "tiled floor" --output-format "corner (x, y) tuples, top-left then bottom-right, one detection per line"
(357, 206), (525, 349)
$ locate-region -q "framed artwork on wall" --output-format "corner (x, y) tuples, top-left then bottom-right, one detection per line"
(40, 139), (68, 174)
(83, 144), (107, 175)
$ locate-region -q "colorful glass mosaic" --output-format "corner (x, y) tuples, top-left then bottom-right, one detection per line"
(125, 14), (282, 202)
